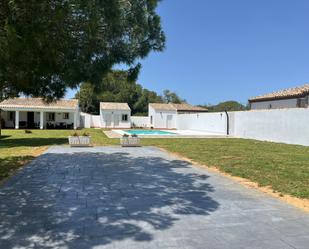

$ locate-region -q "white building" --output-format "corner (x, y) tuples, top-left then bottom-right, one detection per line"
(0, 97), (80, 129)
(249, 84), (309, 110)
(100, 102), (131, 128)
(149, 103), (208, 129)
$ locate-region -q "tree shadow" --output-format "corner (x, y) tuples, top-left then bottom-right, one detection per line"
(0, 138), (67, 148)
(0, 150), (219, 248)
(0, 156), (35, 181)
(0, 135), (11, 139)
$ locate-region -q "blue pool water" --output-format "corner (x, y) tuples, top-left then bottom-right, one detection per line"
(124, 129), (176, 135)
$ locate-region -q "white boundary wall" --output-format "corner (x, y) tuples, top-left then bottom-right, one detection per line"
(131, 116), (149, 128)
(176, 109), (309, 146)
(231, 109), (309, 146)
(80, 113), (101, 128)
(177, 112), (227, 135)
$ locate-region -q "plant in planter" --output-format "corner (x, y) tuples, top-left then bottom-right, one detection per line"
(68, 132), (91, 147)
(120, 133), (140, 147)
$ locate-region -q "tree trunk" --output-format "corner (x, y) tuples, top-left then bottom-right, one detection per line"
(0, 109), (2, 137)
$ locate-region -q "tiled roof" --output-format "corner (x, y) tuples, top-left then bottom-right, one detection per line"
(100, 102), (131, 110)
(149, 103), (177, 111)
(0, 98), (78, 110)
(149, 103), (208, 112)
(249, 84), (309, 102)
(172, 103), (208, 112)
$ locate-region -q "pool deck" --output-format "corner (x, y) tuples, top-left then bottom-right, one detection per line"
(104, 130), (230, 139)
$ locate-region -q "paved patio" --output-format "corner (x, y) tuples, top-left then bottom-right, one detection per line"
(0, 146), (308, 249)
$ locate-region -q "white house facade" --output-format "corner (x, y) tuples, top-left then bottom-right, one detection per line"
(100, 102), (131, 128)
(249, 84), (309, 110)
(149, 103), (177, 129)
(149, 103), (208, 129)
(0, 98), (80, 129)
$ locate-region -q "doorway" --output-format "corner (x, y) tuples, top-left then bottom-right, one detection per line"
(27, 112), (35, 128)
(166, 115), (173, 129)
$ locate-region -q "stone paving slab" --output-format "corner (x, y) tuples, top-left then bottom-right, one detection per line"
(0, 146), (308, 249)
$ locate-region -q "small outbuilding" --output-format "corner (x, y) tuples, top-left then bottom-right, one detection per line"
(100, 102), (131, 128)
(148, 103), (208, 129)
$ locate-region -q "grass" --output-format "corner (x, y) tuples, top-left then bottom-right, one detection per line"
(0, 129), (308, 199)
(0, 129), (116, 180)
(142, 138), (309, 199)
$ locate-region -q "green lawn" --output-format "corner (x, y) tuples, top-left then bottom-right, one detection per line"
(0, 129), (308, 199)
(0, 129), (116, 180)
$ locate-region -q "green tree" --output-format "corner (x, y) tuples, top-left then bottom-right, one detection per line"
(75, 82), (96, 114)
(201, 101), (248, 112)
(162, 89), (185, 104)
(76, 70), (165, 115)
(0, 0), (165, 100)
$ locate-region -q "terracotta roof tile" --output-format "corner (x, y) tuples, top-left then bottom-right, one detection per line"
(100, 102), (131, 110)
(171, 103), (208, 112)
(149, 103), (208, 112)
(249, 84), (309, 102)
(0, 98), (78, 110)
(149, 103), (176, 111)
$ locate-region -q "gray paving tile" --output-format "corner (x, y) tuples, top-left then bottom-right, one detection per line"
(0, 146), (308, 249)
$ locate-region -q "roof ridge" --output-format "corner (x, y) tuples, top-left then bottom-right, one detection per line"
(249, 83), (309, 102)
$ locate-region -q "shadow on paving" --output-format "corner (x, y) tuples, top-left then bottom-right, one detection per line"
(0, 151), (219, 248)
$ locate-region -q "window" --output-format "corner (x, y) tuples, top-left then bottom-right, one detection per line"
(297, 98), (307, 108)
(150, 115), (153, 124)
(121, 114), (128, 121)
(47, 112), (55, 121)
(63, 113), (69, 119)
(8, 111), (14, 121)
(268, 104), (272, 109)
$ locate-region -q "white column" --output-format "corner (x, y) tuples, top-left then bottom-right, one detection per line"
(15, 110), (19, 129)
(40, 111), (44, 129)
(73, 112), (77, 130)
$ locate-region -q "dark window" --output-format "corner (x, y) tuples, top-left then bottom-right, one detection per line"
(268, 104), (272, 109)
(150, 116), (153, 124)
(8, 111), (14, 121)
(297, 98), (307, 108)
(63, 113), (69, 119)
(47, 113), (55, 121)
(122, 114), (128, 121)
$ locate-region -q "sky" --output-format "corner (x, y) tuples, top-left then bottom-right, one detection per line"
(66, 0), (309, 105)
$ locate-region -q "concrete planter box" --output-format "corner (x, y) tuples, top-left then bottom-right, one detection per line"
(68, 136), (91, 147)
(120, 136), (140, 147)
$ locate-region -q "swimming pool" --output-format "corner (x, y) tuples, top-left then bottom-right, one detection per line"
(123, 129), (176, 135)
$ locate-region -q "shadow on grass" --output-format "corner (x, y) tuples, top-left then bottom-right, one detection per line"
(0, 135), (11, 139)
(0, 155), (35, 181)
(0, 151), (219, 248)
(0, 138), (67, 148)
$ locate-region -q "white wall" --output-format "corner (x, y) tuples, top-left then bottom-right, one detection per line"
(177, 112), (228, 134)
(149, 105), (177, 129)
(131, 116), (149, 127)
(250, 98), (298, 110)
(231, 109), (309, 146)
(91, 115), (101, 128)
(0, 109), (80, 129)
(80, 113), (101, 128)
(175, 109), (309, 146)
(100, 109), (131, 128)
